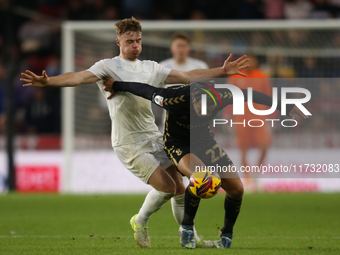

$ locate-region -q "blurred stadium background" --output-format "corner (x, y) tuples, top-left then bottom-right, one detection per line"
(0, 1), (340, 193)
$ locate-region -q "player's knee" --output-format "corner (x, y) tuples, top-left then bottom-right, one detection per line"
(175, 183), (185, 196)
(227, 183), (244, 199)
(165, 166), (185, 195)
(166, 186), (176, 194)
(161, 178), (176, 194)
(173, 175), (185, 195)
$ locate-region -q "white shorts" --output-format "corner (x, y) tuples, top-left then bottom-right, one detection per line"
(114, 135), (173, 183)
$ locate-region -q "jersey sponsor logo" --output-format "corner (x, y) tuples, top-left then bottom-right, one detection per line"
(154, 95), (164, 106)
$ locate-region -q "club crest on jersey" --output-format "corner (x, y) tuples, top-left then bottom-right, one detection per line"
(154, 95), (164, 106)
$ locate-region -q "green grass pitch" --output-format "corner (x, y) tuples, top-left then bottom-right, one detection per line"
(1, 193), (340, 255)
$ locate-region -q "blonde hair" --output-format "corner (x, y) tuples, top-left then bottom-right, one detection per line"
(115, 17), (142, 37)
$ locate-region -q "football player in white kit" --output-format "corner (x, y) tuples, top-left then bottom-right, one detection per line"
(158, 32), (209, 131)
(160, 32), (209, 72)
(21, 17), (249, 248)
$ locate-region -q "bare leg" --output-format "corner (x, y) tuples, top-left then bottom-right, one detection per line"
(166, 165), (186, 225)
(135, 166), (176, 226)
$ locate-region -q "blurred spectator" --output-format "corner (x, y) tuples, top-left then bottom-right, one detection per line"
(103, 6), (119, 20)
(264, 0), (285, 19)
(0, 63), (5, 133)
(227, 54), (273, 191)
(309, 0), (334, 18)
(329, 0), (340, 14)
(18, 17), (60, 54)
(324, 33), (340, 77)
(238, 0), (264, 19)
(284, 0), (313, 19)
(218, 0), (239, 19)
(24, 88), (58, 134)
(154, 0), (189, 19)
(297, 57), (323, 77)
(37, 0), (66, 18)
(261, 51), (296, 78)
(45, 55), (61, 77)
(122, 0), (154, 19)
(250, 32), (267, 47)
(67, 0), (95, 20)
(0, 36), (4, 65)
(287, 30), (309, 46)
(190, 10), (207, 20)
(93, 0), (106, 19)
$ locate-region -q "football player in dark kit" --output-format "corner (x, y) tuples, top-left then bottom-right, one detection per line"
(103, 78), (307, 249)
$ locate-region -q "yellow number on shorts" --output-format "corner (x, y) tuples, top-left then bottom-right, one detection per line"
(206, 144), (226, 163)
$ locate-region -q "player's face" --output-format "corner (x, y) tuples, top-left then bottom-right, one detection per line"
(171, 38), (190, 63)
(192, 100), (216, 118)
(117, 31), (142, 61)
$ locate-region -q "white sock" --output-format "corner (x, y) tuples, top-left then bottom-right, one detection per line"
(171, 193), (185, 225)
(135, 189), (174, 226)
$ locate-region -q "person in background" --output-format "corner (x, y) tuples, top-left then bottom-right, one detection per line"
(227, 54), (273, 191)
(160, 32), (208, 73)
(158, 32), (209, 130)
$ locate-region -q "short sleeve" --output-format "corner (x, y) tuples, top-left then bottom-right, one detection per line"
(87, 59), (109, 79)
(151, 61), (171, 87)
(200, 61), (209, 69)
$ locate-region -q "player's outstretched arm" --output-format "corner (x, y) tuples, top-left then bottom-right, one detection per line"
(21, 70), (99, 88)
(164, 54), (249, 85)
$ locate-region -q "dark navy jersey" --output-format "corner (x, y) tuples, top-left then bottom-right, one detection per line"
(111, 81), (291, 145)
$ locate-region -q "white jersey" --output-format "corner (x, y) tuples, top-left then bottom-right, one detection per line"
(157, 57), (209, 135)
(160, 57), (208, 72)
(88, 56), (171, 147)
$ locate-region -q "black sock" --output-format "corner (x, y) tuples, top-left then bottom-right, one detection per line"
(221, 196), (242, 237)
(181, 187), (201, 226)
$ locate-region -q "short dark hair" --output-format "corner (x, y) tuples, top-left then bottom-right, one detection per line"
(115, 17), (142, 37)
(171, 32), (191, 44)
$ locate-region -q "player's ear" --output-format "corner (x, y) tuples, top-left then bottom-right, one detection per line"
(116, 38), (120, 46)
